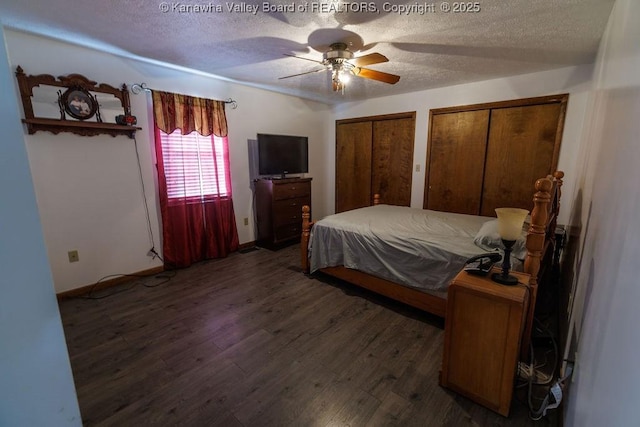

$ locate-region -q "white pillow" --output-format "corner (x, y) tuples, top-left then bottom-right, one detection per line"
(473, 219), (528, 260)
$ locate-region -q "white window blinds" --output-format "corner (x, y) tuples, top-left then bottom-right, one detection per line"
(159, 129), (229, 200)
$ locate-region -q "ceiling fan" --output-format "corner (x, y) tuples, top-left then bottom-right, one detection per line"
(280, 42), (400, 92)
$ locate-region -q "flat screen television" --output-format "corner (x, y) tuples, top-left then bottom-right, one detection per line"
(257, 133), (309, 177)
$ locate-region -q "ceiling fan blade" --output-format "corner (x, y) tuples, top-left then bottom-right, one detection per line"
(279, 67), (328, 80)
(283, 53), (324, 65)
(349, 52), (388, 67)
(353, 67), (400, 84)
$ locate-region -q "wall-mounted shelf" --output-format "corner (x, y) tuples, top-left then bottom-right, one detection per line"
(15, 66), (140, 139)
(22, 118), (141, 139)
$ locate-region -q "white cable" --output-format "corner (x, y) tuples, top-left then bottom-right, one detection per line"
(541, 383), (563, 417)
(529, 359), (575, 420)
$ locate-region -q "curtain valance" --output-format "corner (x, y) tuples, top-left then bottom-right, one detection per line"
(151, 90), (228, 137)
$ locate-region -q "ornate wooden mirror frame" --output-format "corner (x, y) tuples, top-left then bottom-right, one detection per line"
(15, 66), (141, 138)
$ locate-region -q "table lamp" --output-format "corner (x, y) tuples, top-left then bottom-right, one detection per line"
(491, 207), (529, 285)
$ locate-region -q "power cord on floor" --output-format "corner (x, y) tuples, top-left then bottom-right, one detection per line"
(74, 270), (177, 300)
(522, 316), (571, 421)
(517, 321), (559, 387)
(529, 357), (574, 420)
(517, 361), (553, 385)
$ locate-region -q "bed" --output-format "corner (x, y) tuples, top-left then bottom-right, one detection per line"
(301, 171), (564, 356)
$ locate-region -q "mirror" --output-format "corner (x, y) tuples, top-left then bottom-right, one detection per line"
(31, 84), (125, 123)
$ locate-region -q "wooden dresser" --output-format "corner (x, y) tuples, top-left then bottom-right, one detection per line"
(255, 178), (311, 248)
(440, 269), (530, 416)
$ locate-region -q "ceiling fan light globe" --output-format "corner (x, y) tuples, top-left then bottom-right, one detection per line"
(338, 70), (351, 83)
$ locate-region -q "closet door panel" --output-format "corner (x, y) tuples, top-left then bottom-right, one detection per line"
(481, 103), (561, 216)
(336, 121), (373, 213)
(425, 110), (489, 214)
(372, 118), (415, 207)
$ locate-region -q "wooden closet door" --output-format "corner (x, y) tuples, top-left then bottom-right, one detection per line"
(336, 121), (373, 213)
(481, 103), (562, 216)
(425, 110), (489, 214)
(372, 117), (415, 207)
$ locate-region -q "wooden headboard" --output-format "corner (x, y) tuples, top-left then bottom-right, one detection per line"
(521, 170), (563, 359)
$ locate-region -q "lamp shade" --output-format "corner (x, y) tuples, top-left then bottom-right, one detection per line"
(495, 208), (529, 241)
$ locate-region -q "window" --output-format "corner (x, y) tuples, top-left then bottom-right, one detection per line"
(158, 129), (230, 201)
(151, 90), (238, 267)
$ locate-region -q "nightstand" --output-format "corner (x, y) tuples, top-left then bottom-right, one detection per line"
(440, 268), (530, 416)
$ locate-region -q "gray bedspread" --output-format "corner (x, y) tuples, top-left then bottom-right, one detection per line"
(308, 204), (499, 292)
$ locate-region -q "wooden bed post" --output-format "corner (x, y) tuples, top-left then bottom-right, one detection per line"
(521, 176), (553, 361)
(301, 205), (312, 273)
(373, 194), (381, 205)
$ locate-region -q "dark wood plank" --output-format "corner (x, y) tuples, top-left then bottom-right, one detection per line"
(58, 244), (556, 426)
(366, 390), (412, 426)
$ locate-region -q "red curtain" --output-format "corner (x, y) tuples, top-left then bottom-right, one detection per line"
(152, 91), (238, 268)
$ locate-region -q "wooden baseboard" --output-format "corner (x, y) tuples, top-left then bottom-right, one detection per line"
(56, 266), (165, 300)
(238, 241), (257, 251)
(57, 242), (256, 300)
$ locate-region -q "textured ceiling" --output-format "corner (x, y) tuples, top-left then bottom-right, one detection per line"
(0, 0), (615, 104)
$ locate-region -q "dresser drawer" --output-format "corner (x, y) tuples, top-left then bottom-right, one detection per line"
(273, 197), (309, 226)
(273, 182), (311, 200)
(274, 223), (302, 242)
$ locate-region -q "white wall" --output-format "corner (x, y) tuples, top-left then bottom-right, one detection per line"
(563, 0), (640, 424)
(333, 65), (594, 225)
(0, 28), (81, 426)
(5, 29), (332, 292)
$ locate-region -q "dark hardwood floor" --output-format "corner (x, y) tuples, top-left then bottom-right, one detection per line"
(58, 244), (556, 426)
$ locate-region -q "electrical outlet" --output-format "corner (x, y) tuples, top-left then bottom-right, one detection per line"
(68, 250), (79, 263)
(415, 164), (421, 172)
(244, 217), (249, 226)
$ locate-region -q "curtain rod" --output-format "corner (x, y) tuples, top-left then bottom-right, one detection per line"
(130, 82), (237, 109)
